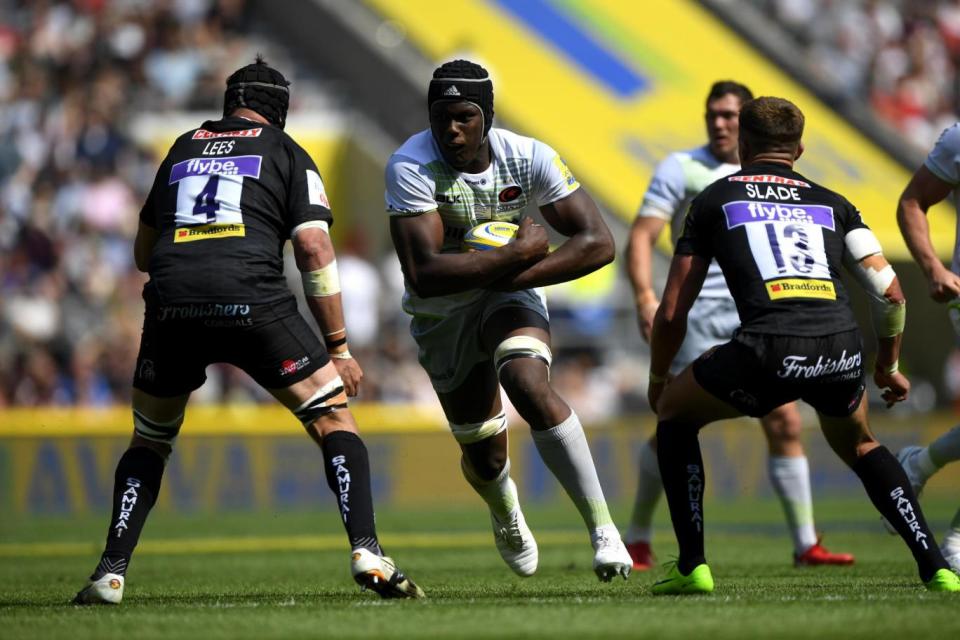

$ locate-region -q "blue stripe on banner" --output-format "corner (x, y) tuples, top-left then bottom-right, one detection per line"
(492, 0), (648, 98)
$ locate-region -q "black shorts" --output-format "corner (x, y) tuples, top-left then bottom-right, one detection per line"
(133, 288), (328, 397)
(692, 329), (866, 418)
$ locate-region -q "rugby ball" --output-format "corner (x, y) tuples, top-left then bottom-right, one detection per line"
(462, 221), (519, 251)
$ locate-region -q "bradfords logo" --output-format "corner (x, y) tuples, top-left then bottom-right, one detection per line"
(168, 155), (262, 184)
(279, 356), (310, 376)
(728, 174), (811, 188)
(766, 278), (837, 300)
(777, 350), (861, 379)
(192, 128), (262, 139)
(722, 201), (835, 230)
(113, 478), (140, 538)
(890, 486), (929, 549)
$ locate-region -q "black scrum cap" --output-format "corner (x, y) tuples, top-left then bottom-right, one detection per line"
(223, 55), (290, 129)
(428, 59), (494, 137)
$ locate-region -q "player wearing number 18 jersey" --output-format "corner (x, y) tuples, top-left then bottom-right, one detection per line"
(647, 96), (959, 594)
(73, 57), (422, 604)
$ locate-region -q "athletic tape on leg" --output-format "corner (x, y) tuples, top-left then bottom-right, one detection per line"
(133, 409), (184, 444)
(294, 376), (347, 425)
(450, 411), (508, 444)
(494, 336), (552, 377)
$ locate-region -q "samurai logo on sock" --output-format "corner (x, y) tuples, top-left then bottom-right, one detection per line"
(890, 486), (929, 549)
(687, 465), (703, 533)
(114, 478), (140, 538)
(332, 455), (351, 523)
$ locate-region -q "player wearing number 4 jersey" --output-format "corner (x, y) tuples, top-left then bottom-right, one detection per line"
(386, 59), (631, 581)
(625, 81), (852, 570)
(647, 96), (959, 594)
(73, 57), (423, 605)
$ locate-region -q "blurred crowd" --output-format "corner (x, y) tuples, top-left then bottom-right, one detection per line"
(752, 0), (960, 151)
(0, 0), (272, 407)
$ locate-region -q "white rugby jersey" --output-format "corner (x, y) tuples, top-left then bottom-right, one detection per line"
(923, 123), (960, 274)
(385, 127), (580, 317)
(637, 145), (739, 298)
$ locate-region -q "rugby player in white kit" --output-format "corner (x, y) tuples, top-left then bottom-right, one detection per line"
(385, 59), (632, 581)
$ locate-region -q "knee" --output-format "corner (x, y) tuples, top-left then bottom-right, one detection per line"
(500, 363), (555, 415)
(762, 406), (802, 441)
(464, 449), (508, 482)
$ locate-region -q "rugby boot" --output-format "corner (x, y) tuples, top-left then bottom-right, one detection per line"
(591, 528), (632, 581)
(651, 562), (714, 595)
(626, 540), (655, 571)
(924, 568), (960, 592)
(350, 548), (425, 599)
(72, 573), (124, 605)
(794, 536), (855, 566)
(491, 506), (539, 577)
(942, 530), (960, 573)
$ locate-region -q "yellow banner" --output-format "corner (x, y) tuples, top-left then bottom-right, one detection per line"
(365, 0), (954, 259)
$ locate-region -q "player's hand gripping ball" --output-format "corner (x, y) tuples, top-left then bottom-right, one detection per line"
(462, 221), (519, 251)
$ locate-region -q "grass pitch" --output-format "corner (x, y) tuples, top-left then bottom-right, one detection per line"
(1, 498), (958, 639)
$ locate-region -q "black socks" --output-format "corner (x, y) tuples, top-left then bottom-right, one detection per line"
(321, 430), (382, 556)
(853, 446), (948, 581)
(656, 419), (706, 575)
(92, 447), (165, 580)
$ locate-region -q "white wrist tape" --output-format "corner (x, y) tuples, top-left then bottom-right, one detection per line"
(843, 252), (904, 337)
(301, 259), (340, 297)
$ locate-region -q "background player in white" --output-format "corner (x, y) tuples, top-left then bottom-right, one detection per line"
(894, 122), (960, 571)
(624, 81), (854, 570)
(386, 59), (632, 581)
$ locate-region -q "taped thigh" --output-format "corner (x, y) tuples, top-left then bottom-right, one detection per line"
(293, 375), (348, 426)
(133, 409), (185, 445)
(449, 411), (507, 444)
(493, 335), (552, 378)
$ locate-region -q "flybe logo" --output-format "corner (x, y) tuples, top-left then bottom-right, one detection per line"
(169, 155), (262, 184)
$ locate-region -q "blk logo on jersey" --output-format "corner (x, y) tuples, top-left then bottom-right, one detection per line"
(192, 128), (262, 139)
(169, 155), (263, 184)
(498, 185), (523, 202)
(766, 278), (836, 300)
(723, 201), (835, 230)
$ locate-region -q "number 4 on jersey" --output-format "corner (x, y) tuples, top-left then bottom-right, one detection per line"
(193, 175), (220, 223)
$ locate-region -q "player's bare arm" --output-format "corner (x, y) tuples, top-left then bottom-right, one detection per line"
(133, 221), (158, 273)
(647, 253), (709, 411)
(293, 226), (362, 397)
(625, 215), (667, 342)
(390, 212), (548, 298)
(897, 165), (960, 302)
(843, 247), (910, 407)
(490, 188), (614, 291)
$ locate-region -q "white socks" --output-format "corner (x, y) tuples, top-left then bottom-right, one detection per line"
(768, 455), (818, 553)
(929, 426), (960, 469)
(461, 456), (517, 521)
(624, 439), (662, 544)
(531, 411), (614, 531)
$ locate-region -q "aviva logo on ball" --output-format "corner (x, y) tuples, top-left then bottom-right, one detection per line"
(462, 221), (519, 251)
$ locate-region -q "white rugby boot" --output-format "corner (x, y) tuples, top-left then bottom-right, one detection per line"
(72, 573), (124, 605)
(591, 527), (632, 582)
(350, 548), (425, 599)
(491, 506), (539, 577)
(942, 530), (960, 574)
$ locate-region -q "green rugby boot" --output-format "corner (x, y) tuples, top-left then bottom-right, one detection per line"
(925, 568), (960, 592)
(651, 562), (714, 595)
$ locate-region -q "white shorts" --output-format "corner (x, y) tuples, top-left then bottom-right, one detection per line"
(410, 288), (549, 393)
(671, 296), (740, 374)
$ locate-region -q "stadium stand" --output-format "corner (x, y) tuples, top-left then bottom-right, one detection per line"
(746, 0), (960, 153)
